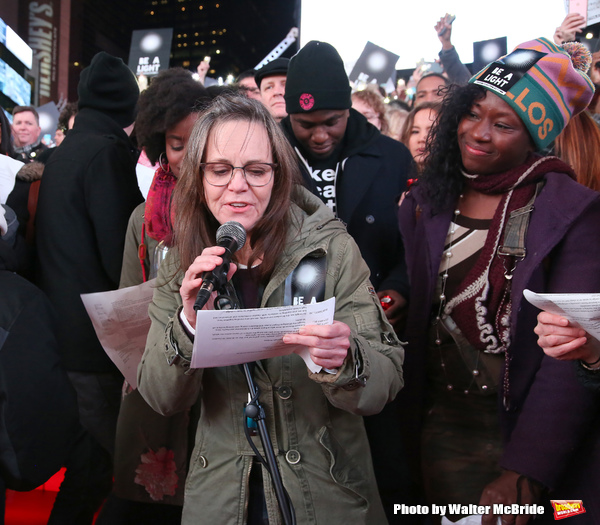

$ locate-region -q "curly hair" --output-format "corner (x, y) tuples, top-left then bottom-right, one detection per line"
(351, 89), (389, 134)
(419, 83), (488, 212)
(135, 68), (212, 164)
(172, 93), (303, 280)
(57, 102), (78, 131)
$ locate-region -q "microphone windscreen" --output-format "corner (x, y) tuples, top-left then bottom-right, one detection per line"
(216, 221), (247, 252)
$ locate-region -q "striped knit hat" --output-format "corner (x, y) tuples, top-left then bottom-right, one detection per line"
(469, 37), (595, 150)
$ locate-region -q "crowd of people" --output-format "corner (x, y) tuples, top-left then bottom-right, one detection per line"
(1, 10), (600, 525)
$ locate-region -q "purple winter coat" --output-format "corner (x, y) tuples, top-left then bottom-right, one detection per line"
(398, 171), (600, 521)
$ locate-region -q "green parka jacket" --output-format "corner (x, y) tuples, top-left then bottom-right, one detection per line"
(138, 187), (404, 524)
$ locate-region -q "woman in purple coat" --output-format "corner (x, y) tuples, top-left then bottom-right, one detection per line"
(398, 38), (600, 524)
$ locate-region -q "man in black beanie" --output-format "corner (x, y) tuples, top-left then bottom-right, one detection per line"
(281, 40), (415, 524)
(255, 57), (289, 122)
(35, 51), (143, 524)
(282, 41), (411, 326)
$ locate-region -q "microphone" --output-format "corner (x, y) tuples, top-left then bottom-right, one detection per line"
(193, 221), (247, 311)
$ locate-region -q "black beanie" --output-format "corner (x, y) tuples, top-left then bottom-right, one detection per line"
(254, 58), (290, 89)
(285, 41), (351, 114)
(77, 52), (140, 127)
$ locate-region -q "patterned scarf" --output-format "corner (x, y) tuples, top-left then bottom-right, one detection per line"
(144, 165), (177, 242)
(13, 137), (42, 156)
(446, 154), (576, 353)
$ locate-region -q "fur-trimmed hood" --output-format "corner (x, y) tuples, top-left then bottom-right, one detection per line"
(15, 161), (44, 182)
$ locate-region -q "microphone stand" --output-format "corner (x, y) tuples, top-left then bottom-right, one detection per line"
(195, 284), (295, 525)
(243, 363), (295, 525)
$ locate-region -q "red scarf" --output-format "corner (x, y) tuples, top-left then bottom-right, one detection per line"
(144, 166), (177, 243)
(447, 154), (576, 353)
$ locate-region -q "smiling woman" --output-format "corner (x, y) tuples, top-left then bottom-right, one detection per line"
(398, 38), (600, 524)
(457, 92), (534, 177)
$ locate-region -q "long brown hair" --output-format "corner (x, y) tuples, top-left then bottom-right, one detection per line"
(171, 93), (302, 280)
(399, 101), (441, 148)
(554, 110), (600, 192)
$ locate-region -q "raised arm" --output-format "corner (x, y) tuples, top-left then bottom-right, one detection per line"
(553, 13), (586, 45)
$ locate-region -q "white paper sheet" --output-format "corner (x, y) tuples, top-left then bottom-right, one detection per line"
(586, 0), (600, 25)
(81, 280), (156, 388)
(192, 297), (336, 373)
(523, 289), (600, 340)
(0, 155), (24, 204)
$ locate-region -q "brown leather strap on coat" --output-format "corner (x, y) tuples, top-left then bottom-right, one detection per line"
(26, 179), (41, 245)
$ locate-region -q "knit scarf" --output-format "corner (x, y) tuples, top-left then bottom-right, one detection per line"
(13, 138), (42, 156)
(144, 165), (177, 242)
(446, 154), (576, 353)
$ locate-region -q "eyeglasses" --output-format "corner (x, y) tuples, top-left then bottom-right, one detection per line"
(200, 162), (276, 187)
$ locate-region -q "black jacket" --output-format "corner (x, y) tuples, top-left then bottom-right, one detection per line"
(35, 108), (143, 372)
(0, 225), (79, 490)
(11, 141), (48, 164)
(282, 109), (412, 296)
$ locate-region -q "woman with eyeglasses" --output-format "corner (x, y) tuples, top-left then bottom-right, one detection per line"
(137, 93), (404, 525)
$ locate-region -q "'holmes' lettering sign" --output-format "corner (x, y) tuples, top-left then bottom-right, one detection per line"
(27, 1), (58, 103)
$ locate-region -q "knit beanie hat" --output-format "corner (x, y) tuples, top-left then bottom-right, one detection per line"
(254, 58), (290, 89)
(285, 41), (352, 114)
(469, 37), (594, 150)
(78, 52), (140, 128)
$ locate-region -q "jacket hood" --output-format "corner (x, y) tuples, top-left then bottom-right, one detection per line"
(281, 108), (381, 162)
(68, 107), (134, 144)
